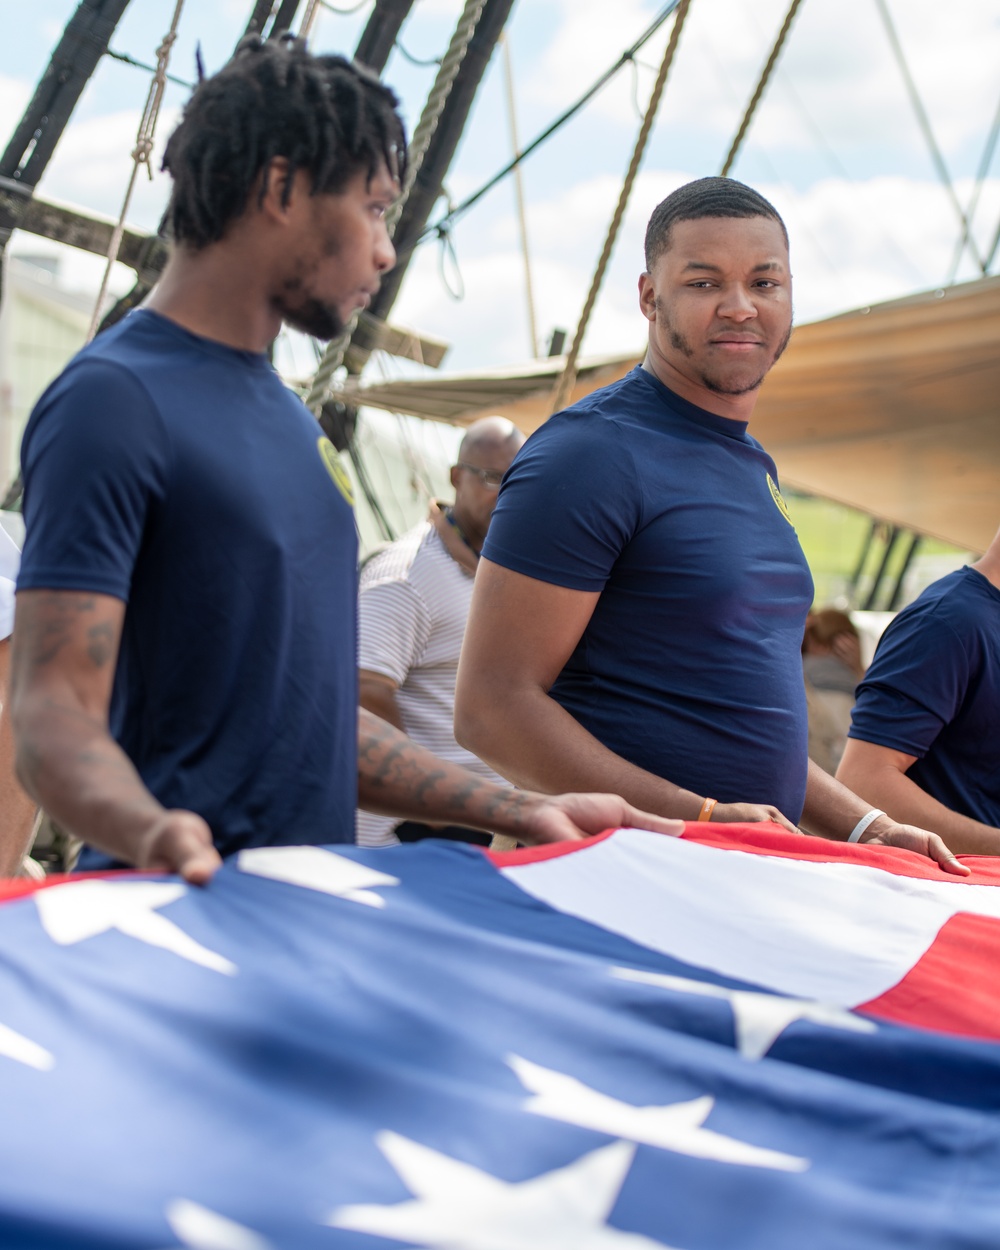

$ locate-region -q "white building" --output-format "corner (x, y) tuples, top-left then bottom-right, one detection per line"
(0, 254), (97, 493)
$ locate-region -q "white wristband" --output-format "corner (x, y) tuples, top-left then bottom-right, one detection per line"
(848, 809), (886, 843)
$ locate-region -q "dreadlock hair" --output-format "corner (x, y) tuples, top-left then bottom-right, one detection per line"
(161, 35), (407, 250)
(644, 177), (787, 271)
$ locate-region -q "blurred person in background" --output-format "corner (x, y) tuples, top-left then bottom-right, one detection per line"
(357, 417), (523, 847)
(802, 607), (865, 775)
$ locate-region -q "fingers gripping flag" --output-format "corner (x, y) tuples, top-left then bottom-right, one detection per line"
(2, 826), (1000, 1248)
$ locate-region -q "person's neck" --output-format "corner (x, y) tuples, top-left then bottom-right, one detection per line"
(144, 244), (281, 354)
(972, 531), (1000, 590)
(447, 504), (485, 555)
(641, 349), (758, 424)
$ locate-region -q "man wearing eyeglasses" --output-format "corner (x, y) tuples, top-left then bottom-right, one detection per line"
(356, 417), (524, 847)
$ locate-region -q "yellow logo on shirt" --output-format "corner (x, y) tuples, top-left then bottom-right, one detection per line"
(767, 473), (793, 526)
(318, 437), (354, 506)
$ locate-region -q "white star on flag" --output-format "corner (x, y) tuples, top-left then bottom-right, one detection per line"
(329, 1132), (675, 1249)
(0, 1021), (54, 1071)
(509, 1055), (808, 1171)
(237, 846), (400, 908)
(34, 881), (236, 975)
(613, 966), (876, 1060)
(165, 1199), (271, 1249)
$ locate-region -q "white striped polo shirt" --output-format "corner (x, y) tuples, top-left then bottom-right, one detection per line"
(356, 520), (506, 847)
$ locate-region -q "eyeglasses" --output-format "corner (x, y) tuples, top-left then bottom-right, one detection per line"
(457, 462), (505, 489)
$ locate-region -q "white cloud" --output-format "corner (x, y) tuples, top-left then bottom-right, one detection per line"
(0, 73), (29, 122)
(521, 0), (1000, 165)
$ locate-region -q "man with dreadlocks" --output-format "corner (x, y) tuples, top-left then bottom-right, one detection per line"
(7, 37), (678, 880)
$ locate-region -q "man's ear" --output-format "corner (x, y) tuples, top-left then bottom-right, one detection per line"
(449, 464), (461, 492)
(257, 156), (298, 225)
(637, 271), (657, 323)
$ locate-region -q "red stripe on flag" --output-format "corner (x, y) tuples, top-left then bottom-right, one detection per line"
(490, 822), (998, 884)
(859, 912), (1000, 1042)
(487, 828), (617, 867)
(679, 823), (1000, 885)
(0, 871), (142, 906)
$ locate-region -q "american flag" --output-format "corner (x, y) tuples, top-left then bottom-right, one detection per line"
(0, 824), (998, 1248)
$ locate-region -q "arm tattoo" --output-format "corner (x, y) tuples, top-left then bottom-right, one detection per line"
(18, 593), (100, 668)
(357, 712), (523, 829)
(86, 621), (116, 669)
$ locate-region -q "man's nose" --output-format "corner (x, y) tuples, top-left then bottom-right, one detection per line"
(717, 284), (758, 320)
(375, 223), (396, 273)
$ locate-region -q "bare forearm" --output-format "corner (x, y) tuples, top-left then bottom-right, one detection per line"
(358, 676), (405, 733)
(799, 760), (889, 839)
(357, 708), (538, 833)
(14, 700), (167, 862)
(0, 722), (36, 876)
(455, 687), (706, 820)
(837, 748), (1000, 854)
(0, 641), (36, 875)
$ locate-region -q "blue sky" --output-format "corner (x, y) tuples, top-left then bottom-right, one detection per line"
(4, 0), (999, 377)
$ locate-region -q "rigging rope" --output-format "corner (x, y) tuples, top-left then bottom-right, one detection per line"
(105, 47), (192, 89)
(407, 0), (686, 262)
(85, 0), (185, 343)
(298, 0), (323, 39)
(719, 0), (805, 177)
(500, 32), (539, 357)
(548, 0), (691, 416)
(873, 0), (986, 275)
(945, 81), (1000, 283)
(985, 225), (1000, 273)
(303, 0), (487, 415)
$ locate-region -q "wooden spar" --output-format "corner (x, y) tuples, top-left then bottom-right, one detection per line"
(355, 0), (418, 71)
(0, 0), (133, 188)
(0, 0), (133, 297)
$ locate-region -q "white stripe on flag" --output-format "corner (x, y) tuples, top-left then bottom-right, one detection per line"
(501, 828), (1000, 1007)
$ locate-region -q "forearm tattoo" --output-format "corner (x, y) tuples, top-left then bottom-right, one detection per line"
(357, 712), (531, 831)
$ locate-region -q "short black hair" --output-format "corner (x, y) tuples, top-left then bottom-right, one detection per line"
(644, 176), (787, 270)
(161, 35), (407, 249)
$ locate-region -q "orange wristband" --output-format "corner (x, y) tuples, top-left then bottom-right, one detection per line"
(697, 797), (717, 822)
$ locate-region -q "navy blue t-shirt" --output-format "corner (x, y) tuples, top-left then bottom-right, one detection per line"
(849, 567), (1000, 826)
(483, 366), (814, 821)
(18, 310), (359, 863)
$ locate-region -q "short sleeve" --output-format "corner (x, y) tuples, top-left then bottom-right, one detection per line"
(358, 577), (431, 687)
(848, 608), (971, 759)
(482, 416), (642, 591)
(18, 360), (169, 602)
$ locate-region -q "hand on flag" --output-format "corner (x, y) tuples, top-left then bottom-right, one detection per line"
(708, 801), (800, 833)
(135, 809), (222, 884)
(511, 792), (684, 845)
(860, 817), (970, 876)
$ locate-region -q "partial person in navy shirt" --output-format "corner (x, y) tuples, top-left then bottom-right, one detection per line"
(7, 38), (681, 880)
(839, 524), (1000, 854)
(456, 176), (966, 874)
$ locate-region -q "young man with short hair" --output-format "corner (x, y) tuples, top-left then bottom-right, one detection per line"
(456, 176), (967, 874)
